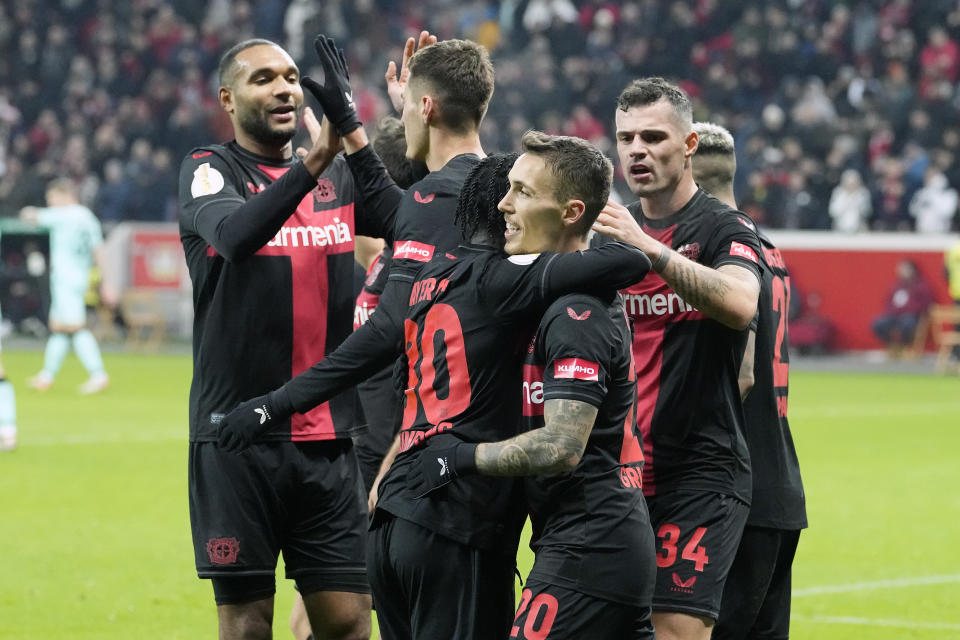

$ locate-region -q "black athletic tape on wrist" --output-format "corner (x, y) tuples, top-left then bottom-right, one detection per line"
(652, 246), (671, 272)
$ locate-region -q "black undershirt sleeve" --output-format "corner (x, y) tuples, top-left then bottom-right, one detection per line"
(540, 241), (652, 299)
(282, 277), (410, 413)
(192, 161), (318, 262)
(345, 145), (403, 242)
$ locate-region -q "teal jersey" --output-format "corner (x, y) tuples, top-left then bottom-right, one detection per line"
(35, 205), (103, 288)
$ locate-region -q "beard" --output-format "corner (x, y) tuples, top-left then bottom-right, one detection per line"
(238, 106), (296, 147)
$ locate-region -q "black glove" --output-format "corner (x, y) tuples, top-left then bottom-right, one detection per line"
(301, 35), (361, 136)
(411, 441), (478, 498)
(217, 387), (295, 453)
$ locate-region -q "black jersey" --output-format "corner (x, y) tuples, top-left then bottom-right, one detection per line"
(743, 230), (807, 529)
(621, 189), (762, 502)
(281, 153), (482, 414)
(178, 142), (390, 443)
(375, 243), (652, 552)
(387, 153), (480, 285)
(521, 293), (653, 606)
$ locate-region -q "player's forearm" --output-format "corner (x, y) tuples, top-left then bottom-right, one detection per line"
(475, 399), (595, 476)
(655, 248), (758, 330)
(345, 144), (403, 239)
(542, 242), (652, 298)
(197, 162), (317, 262)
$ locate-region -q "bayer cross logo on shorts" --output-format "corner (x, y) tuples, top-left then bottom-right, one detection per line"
(206, 537), (240, 565)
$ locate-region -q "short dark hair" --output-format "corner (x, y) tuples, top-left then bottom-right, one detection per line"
(408, 39), (494, 134)
(617, 77), (692, 130)
(372, 117), (416, 189)
(218, 39), (283, 87)
(520, 130), (613, 236)
(455, 153), (519, 247)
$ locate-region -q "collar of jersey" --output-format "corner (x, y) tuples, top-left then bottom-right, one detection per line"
(228, 140), (297, 167)
(637, 187), (706, 229)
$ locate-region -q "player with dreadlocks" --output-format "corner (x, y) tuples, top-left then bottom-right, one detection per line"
(409, 131), (658, 639)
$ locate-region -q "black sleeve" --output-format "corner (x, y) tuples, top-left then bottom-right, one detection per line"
(708, 212), (764, 283)
(480, 242), (652, 316)
(177, 150), (318, 262)
(540, 298), (614, 408)
(282, 276), (411, 413)
(345, 145), (402, 242)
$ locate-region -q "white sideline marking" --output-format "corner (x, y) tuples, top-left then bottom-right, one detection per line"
(792, 402), (960, 419)
(794, 615), (960, 631)
(794, 574), (960, 597)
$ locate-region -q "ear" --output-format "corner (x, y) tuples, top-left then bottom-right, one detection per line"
(421, 94), (435, 126)
(219, 87), (234, 114)
(684, 130), (699, 159)
(562, 199), (586, 229)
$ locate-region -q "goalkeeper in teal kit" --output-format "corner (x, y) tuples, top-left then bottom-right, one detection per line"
(20, 178), (112, 395)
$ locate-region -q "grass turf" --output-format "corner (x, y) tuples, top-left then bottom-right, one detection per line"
(0, 349), (958, 638)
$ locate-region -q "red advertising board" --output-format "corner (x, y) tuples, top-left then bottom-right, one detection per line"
(769, 232), (956, 350)
(130, 230), (186, 289)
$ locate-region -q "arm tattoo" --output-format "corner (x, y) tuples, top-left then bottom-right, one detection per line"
(475, 399), (597, 476)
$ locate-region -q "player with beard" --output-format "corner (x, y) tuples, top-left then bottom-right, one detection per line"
(178, 39), (393, 640)
(220, 135), (653, 637)
(691, 122), (807, 640)
(592, 78), (762, 640)
(410, 132), (657, 639)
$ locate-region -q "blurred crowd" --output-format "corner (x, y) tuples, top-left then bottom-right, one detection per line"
(2, 0), (960, 232)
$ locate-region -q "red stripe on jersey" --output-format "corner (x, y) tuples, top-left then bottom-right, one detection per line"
(729, 241), (759, 263)
(522, 364), (545, 417)
(257, 164), (357, 441)
(394, 240), (435, 262)
(553, 358), (600, 381)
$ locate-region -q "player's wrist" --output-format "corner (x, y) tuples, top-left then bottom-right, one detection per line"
(267, 387), (295, 420)
(454, 442), (478, 477)
(652, 244), (672, 273)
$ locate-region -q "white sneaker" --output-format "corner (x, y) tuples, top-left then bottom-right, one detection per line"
(0, 425), (17, 451)
(27, 372), (53, 391)
(78, 374), (109, 395)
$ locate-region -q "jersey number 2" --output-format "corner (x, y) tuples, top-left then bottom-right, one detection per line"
(771, 276), (790, 388)
(402, 303), (472, 427)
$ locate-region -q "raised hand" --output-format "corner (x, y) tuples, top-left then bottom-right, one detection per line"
(384, 30), (437, 114)
(302, 35), (361, 136)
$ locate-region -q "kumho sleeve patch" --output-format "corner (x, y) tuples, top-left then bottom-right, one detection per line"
(729, 241), (759, 264)
(553, 358), (601, 381)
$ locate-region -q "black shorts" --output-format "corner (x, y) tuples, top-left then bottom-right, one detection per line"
(353, 365), (398, 493)
(188, 440), (369, 593)
(713, 527), (801, 640)
(367, 513), (516, 640)
(645, 490), (749, 620)
(510, 578), (654, 640)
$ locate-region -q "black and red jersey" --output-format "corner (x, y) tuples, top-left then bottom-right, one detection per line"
(353, 248), (392, 330)
(375, 243), (652, 552)
(178, 141), (390, 443)
(622, 189), (762, 503)
(521, 293), (654, 606)
(743, 229), (807, 529)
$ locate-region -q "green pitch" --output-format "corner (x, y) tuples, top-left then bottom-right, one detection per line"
(0, 350), (958, 639)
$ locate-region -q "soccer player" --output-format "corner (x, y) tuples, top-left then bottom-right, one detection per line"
(219, 138), (653, 638)
(410, 132), (657, 639)
(692, 122), (807, 640)
(592, 78), (762, 640)
(215, 35), (497, 451)
(20, 178), (111, 395)
(177, 38), (392, 640)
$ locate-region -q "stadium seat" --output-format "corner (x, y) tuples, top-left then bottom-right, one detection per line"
(928, 304), (960, 374)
